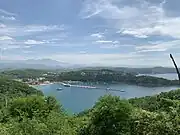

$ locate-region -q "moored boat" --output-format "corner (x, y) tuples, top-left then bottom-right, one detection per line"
(56, 88), (63, 91)
(62, 83), (71, 87)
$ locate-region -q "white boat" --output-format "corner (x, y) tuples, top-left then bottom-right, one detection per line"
(120, 90), (125, 92)
(56, 88), (63, 91)
(62, 83), (71, 87)
(106, 88), (111, 90)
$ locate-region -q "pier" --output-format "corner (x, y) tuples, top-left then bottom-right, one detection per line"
(60, 82), (125, 92)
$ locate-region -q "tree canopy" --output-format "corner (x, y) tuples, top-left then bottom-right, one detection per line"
(1, 69), (179, 87)
(53, 69), (179, 87)
(0, 77), (180, 134)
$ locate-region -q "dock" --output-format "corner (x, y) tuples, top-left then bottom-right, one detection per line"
(60, 82), (125, 92)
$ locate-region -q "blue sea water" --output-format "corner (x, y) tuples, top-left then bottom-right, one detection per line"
(35, 73), (179, 113)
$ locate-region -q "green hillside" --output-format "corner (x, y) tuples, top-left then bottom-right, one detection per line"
(0, 69), (51, 79)
(53, 69), (179, 87)
(129, 89), (180, 112)
(1, 69), (179, 87)
(0, 77), (179, 134)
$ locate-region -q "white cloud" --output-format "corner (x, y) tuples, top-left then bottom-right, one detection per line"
(113, 41), (119, 44)
(36, 33), (68, 40)
(1, 55), (26, 61)
(0, 37), (33, 50)
(121, 30), (149, 38)
(3, 45), (21, 50)
(1, 16), (16, 20)
(0, 9), (17, 16)
(91, 33), (104, 38)
(80, 0), (103, 19)
(25, 25), (64, 32)
(95, 40), (119, 44)
(84, 10), (102, 19)
(0, 23), (6, 28)
(120, 17), (180, 39)
(0, 24), (67, 52)
(0, 36), (13, 40)
(3, 51), (176, 67)
(136, 40), (180, 52)
(81, 0), (180, 39)
(0, 44), (21, 50)
(79, 51), (87, 54)
(24, 40), (45, 45)
(81, 0), (140, 19)
(100, 44), (119, 49)
(25, 46), (32, 48)
(48, 53), (143, 66)
(0, 24), (65, 37)
(22, 50), (34, 54)
(136, 48), (167, 53)
(96, 40), (113, 43)
(153, 18), (180, 38)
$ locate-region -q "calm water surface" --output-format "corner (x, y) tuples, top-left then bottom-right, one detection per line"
(35, 73), (180, 114)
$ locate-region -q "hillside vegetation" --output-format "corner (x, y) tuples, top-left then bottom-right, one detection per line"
(1, 69), (179, 87)
(52, 69), (179, 87)
(0, 69), (51, 79)
(0, 78), (43, 108)
(73, 66), (177, 74)
(0, 77), (180, 134)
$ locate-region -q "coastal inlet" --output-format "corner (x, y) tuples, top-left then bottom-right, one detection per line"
(36, 80), (180, 114)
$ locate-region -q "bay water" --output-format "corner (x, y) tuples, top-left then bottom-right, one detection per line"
(35, 73), (180, 113)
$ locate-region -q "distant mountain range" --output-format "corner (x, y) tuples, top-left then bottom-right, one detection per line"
(0, 59), (177, 74)
(0, 59), (85, 70)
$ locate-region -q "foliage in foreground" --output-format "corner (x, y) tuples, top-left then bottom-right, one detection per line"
(0, 78), (180, 134)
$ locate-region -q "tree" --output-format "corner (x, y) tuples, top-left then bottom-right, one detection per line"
(8, 96), (62, 121)
(80, 95), (133, 135)
(130, 108), (180, 135)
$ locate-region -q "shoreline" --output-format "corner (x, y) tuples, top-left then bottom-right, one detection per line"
(28, 81), (180, 89)
(29, 82), (58, 87)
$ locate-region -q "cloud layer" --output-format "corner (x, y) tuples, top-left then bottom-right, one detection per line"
(0, 0), (180, 66)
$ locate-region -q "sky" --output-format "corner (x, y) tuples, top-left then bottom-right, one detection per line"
(0, 0), (180, 67)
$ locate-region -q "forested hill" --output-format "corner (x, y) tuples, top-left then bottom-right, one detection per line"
(2, 68), (180, 87)
(52, 69), (179, 87)
(1, 66), (177, 78)
(129, 88), (180, 112)
(0, 78), (180, 134)
(0, 69), (52, 79)
(110, 66), (177, 74)
(0, 78), (43, 106)
(0, 78), (43, 96)
(76, 66), (177, 74)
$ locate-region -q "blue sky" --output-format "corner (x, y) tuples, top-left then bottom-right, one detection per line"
(0, 0), (180, 66)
